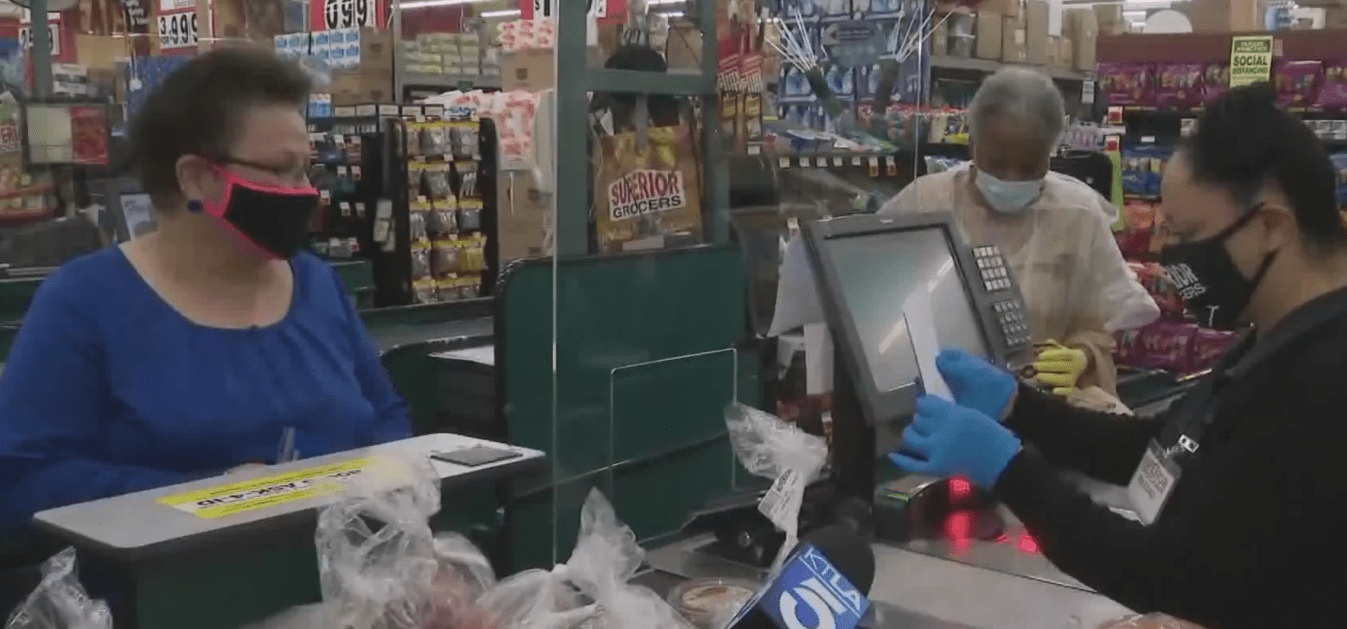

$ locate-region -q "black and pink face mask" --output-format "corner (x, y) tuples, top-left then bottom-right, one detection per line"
(193, 168), (319, 260)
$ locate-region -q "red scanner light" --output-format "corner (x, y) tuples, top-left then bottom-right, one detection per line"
(1016, 534), (1040, 555)
(949, 477), (972, 502)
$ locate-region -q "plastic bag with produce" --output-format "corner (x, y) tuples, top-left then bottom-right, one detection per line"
(554, 489), (693, 629)
(5, 548), (112, 629)
(725, 403), (829, 573)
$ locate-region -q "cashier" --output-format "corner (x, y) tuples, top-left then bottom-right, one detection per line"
(880, 68), (1158, 397)
(891, 83), (1347, 627)
(0, 48), (410, 530)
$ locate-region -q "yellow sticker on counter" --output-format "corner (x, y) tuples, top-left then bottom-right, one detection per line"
(158, 458), (378, 519)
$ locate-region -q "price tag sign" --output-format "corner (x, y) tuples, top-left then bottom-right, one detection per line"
(18, 22), (61, 57)
(157, 11), (199, 50)
(1229, 35), (1273, 88)
(312, 0), (383, 31)
(524, 0), (617, 19)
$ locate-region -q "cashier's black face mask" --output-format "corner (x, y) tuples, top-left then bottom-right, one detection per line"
(195, 167), (318, 260)
(1160, 205), (1278, 330)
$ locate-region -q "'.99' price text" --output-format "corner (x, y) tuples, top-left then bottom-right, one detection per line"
(157, 12), (199, 50)
(324, 0), (377, 29)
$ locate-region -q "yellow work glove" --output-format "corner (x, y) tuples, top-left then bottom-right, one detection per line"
(1032, 341), (1089, 396)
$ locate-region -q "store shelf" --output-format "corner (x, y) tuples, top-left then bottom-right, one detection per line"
(931, 56), (1087, 81)
(403, 73), (502, 90)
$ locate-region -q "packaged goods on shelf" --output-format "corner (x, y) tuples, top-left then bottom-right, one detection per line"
(1332, 152), (1347, 206)
(1120, 145), (1170, 198)
(1152, 63), (1203, 109)
(1114, 320), (1237, 375)
(1097, 62), (1152, 107)
(1276, 59), (1322, 108)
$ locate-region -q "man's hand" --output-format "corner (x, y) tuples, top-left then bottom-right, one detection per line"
(1032, 341), (1089, 396)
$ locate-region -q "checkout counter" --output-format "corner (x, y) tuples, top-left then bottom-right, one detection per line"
(29, 435), (543, 629)
(644, 212), (1161, 628)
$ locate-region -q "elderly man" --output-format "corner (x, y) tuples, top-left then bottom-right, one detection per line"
(881, 68), (1157, 397)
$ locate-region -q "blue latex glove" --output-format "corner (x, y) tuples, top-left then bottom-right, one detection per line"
(889, 395), (1022, 488)
(937, 349), (1018, 421)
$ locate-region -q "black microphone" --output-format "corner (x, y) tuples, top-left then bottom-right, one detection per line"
(725, 525), (876, 629)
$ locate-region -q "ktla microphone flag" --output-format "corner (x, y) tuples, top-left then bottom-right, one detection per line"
(727, 542), (870, 629)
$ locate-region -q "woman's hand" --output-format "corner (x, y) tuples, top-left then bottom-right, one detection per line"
(936, 349), (1018, 420)
(888, 395), (1022, 488)
(225, 463), (267, 476)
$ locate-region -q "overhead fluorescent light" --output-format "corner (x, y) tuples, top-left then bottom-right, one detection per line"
(400, 0), (478, 10)
(648, 0), (684, 5)
(480, 8), (520, 17)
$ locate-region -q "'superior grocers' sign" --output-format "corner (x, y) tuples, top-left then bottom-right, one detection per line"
(607, 169), (687, 222)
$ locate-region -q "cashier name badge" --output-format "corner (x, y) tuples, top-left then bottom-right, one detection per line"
(158, 458), (378, 519)
(1127, 441), (1179, 525)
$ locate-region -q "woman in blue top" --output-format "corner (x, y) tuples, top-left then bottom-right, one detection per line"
(0, 47), (410, 529)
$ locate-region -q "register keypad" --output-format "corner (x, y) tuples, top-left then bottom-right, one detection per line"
(995, 299), (1030, 347)
(973, 246), (1012, 292)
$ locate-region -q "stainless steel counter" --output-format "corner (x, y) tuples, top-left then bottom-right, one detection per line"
(646, 535), (1131, 629)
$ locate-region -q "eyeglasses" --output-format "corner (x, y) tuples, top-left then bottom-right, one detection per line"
(217, 156), (312, 186)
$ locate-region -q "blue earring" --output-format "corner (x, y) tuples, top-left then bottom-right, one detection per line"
(186, 200), (203, 213)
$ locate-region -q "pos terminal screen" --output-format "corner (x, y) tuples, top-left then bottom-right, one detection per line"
(822, 227), (990, 393)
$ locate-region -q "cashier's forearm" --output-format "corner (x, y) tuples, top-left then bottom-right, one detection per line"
(0, 458), (193, 530)
(1006, 384), (1159, 484)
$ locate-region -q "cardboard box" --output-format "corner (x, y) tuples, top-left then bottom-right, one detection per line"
(666, 22), (702, 70)
(980, 0), (1022, 19)
(1074, 31), (1096, 71)
(1093, 4), (1126, 34)
(1002, 15), (1027, 63)
(1056, 36), (1074, 68)
(1064, 8), (1098, 72)
(1025, 0), (1049, 65)
(1327, 7), (1347, 28)
(75, 34), (131, 72)
(502, 49), (554, 90)
(975, 11), (1003, 60)
(329, 67), (394, 105)
(497, 171), (550, 265)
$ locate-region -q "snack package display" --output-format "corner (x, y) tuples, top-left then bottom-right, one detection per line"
(1153, 63), (1202, 109)
(725, 403), (829, 573)
(1097, 62), (1152, 107)
(1316, 61), (1347, 109)
(1274, 59), (1322, 108)
(4, 549), (112, 629)
(1331, 153), (1347, 206)
(1120, 145), (1169, 197)
(1200, 62), (1229, 105)
(594, 125), (704, 253)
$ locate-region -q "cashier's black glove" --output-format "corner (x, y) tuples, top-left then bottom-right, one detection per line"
(889, 395), (1022, 488)
(937, 349), (1017, 421)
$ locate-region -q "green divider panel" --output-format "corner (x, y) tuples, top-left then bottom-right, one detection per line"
(498, 246), (759, 569)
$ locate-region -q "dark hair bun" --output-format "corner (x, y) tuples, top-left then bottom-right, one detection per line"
(1181, 81), (1346, 250)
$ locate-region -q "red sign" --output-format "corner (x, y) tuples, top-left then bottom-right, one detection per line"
(310, 0), (386, 31)
(70, 105), (110, 166)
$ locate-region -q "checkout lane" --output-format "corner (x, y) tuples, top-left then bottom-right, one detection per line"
(640, 211), (1184, 629)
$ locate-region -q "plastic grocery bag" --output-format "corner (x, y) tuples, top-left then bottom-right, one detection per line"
(725, 402), (829, 572)
(5, 549), (111, 629)
(314, 457), (443, 629)
(553, 490), (693, 629)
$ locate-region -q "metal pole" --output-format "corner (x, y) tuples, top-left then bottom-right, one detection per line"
(30, 0), (53, 97)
